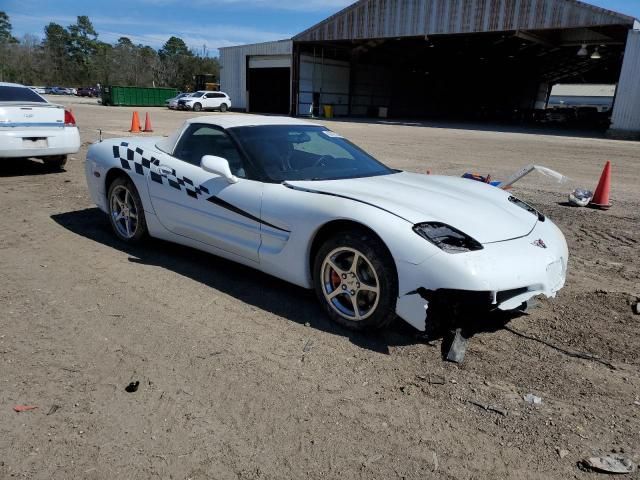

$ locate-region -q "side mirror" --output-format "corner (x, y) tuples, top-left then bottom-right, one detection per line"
(201, 155), (238, 184)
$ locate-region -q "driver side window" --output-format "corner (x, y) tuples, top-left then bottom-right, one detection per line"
(173, 124), (247, 178)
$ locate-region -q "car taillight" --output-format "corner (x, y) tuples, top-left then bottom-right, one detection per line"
(64, 109), (76, 126)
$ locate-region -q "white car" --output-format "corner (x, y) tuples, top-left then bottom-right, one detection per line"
(166, 93), (193, 110)
(0, 82), (80, 169)
(84, 115), (568, 332)
(177, 91), (231, 112)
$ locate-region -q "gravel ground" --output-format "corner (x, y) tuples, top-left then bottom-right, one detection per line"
(1, 98), (639, 479)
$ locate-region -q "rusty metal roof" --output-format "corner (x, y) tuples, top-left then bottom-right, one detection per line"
(293, 0), (636, 42)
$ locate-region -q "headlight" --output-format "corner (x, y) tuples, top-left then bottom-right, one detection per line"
(413, 222), (483, 254)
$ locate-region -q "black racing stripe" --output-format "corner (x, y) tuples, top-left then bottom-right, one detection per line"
(150, 171), (163, 184)
(135, 147), (143, 155)
(141, 158), (151, 168)
(177, 178), (185, 186)
(182, 177), (194, 186)
(168, 179), (181, 190)
(186, 189), (198, 199)
(199, 185), (209, 194)
(134, 162), (144, 175)
(120, 158), (131, 170)
(121, 141), (129, 147)
(151, 158), (160, 166)
(127, 149), (134, 161)
(112, 146), (120, 158)
(207, 196), (290, 233)
(283, 182), (410, 223)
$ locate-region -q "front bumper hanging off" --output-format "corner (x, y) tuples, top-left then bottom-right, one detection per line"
(395, 219), (568, 331)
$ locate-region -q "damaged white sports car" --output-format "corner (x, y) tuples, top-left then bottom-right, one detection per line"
(85, 115), (568, 331)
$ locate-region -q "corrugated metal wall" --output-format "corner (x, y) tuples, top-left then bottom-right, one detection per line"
(219, 40), (293, 111)
(294, 0), (633, 41)
(610, 30), (640, 136)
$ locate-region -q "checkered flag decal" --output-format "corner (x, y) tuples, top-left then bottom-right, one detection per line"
(113, 141), (209, 200)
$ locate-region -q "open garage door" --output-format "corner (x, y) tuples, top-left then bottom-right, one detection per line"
(248, 55), (291, 114)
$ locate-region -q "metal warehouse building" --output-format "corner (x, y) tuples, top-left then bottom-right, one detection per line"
(220, 0), (640, 137)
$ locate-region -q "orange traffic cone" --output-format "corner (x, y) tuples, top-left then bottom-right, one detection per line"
(590, 161), (611, 210)
(143, 112), (153, 132)
(129, 111), (141, 133)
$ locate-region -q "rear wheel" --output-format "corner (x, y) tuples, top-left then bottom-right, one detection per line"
(107, 176), (147, 243)
(42, 155), (67, 170)
(313, 229), (398, 331)
(219, 103), (228, 113)
(192, 103), (202, 112)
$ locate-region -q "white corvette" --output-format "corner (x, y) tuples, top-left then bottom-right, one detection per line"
(85, 115), (568, 331)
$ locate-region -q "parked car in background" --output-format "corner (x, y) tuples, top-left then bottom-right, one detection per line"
(0, 82), (80, 170)
(177, 91), (231, 112)
(29, 86), (46, 94)
(166, 92), (193, 109)
(50, 87), (75, 95)
(77, 86), (99, 97)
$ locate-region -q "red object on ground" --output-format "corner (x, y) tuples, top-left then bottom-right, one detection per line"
(129, 111), (141, 133)
(590, 161), (612, 210)
(143, 112), (153, 132)
(13, 405), (38, 412)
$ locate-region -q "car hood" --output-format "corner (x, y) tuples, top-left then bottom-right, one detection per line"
(286, 171), (538, 244)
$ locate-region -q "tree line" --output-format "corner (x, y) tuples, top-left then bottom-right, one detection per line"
(0, 12), (220, 90)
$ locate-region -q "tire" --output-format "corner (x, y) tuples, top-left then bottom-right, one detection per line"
(313, 228), (398, 331)
(42, 155), (67, 170)
(107, 176), (148, 244)
(192, 103), (202, 112)
(219, 103), (228, 113)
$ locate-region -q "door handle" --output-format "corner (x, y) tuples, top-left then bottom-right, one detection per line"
(157, 165), (173, 177)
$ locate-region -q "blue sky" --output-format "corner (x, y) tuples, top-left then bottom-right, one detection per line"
(4, 0), (640, 55)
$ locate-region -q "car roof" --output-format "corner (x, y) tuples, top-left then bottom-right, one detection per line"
(155, 115), (321, 153)
(185, 114), (320, 129)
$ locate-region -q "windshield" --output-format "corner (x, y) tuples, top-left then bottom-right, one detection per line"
(189, 92), (204, 98)
(230, 125), (394, 182)
(0, 86), (47, 103)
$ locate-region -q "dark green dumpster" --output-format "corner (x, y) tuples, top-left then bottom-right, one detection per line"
(101, 86), (178, 107)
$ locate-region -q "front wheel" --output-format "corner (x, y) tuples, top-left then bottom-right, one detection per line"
(107, 176), (148, 243)
(192, 103), (202, 112)
(42, 155), (67, 170)
(219, 103), (228, 113)
(313, 229), (398, 331)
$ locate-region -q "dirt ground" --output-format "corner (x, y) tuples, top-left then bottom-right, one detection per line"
(1, 96), (639, 480)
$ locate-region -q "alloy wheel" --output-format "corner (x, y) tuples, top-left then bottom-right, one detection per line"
(110, 185), (139, 239)
(321, 247), (380, 321)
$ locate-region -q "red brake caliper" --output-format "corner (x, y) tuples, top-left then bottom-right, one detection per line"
(330, 269), (341, 290)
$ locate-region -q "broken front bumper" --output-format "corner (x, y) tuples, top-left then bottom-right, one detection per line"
(395, 218), (568, 331)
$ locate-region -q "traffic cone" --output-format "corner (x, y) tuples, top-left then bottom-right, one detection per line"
(129, 111), (141, 133)
(143, 112), (153, 132)
(590, 161), (611, 210)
